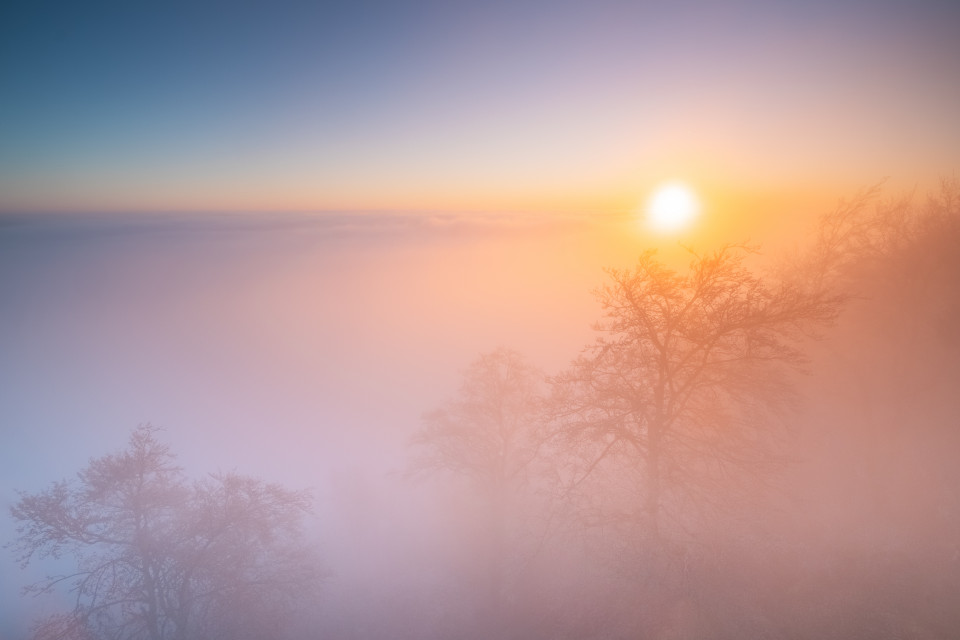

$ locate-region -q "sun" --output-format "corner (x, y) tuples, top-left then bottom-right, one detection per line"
(645, 181), (700, 233)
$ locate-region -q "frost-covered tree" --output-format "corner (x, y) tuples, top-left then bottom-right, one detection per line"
(10, 426), (324, 640)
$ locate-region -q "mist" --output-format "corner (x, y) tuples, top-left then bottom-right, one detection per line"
(3, 187), (960, 639)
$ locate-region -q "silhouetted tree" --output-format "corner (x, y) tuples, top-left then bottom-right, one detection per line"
(10, 426), (324, 640)
(551, 246), (841, 548)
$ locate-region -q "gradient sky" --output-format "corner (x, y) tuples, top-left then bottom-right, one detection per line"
(1, 0), (958, 215)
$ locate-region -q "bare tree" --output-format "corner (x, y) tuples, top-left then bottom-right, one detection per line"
(408, 348), (549, 630)
(551, 246), (841, 547)
(410, 349), (547, 494)
(10, 426), (324, 640)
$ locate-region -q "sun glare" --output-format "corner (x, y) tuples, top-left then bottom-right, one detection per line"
(646, 181), (700, 233)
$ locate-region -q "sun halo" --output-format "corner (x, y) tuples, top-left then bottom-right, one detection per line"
(645, 181), (700, 234)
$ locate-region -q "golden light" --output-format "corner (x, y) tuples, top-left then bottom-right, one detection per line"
(645, 181), (700, 233)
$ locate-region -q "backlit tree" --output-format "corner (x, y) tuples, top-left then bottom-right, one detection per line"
(551, 246), (841, 546)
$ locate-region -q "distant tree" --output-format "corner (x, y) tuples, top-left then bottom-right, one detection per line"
(733, 179), (960, 639)
(799, 177), (960, 553)
(409, 348), (549, 627)
(551, 246), (842, 547)
(10, 426), (324, 640)
(410, 349), (547, 495)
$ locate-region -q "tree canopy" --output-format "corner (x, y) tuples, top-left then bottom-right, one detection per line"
(551, 246), (842, 543)
(10, 426), (324, 640)
(409, 348), (548, 496)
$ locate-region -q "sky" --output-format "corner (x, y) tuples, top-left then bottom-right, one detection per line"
(1, 0), (958, 216)
(1, 1), (959, 636)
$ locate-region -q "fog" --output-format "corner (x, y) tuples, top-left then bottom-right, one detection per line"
(3, 188), (960, 639)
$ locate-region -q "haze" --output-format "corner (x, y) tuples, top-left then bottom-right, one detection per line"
(2, 0), (959, 638)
